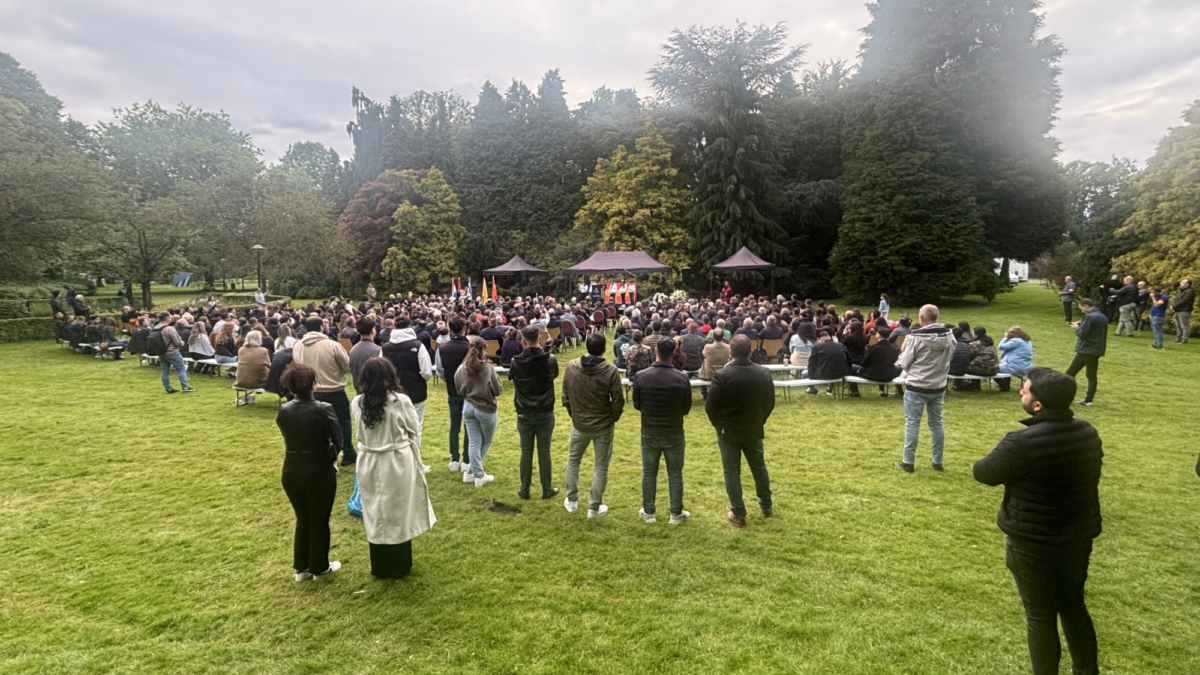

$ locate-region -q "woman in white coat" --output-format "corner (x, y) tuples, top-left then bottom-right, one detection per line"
(351, 358), (436, 578)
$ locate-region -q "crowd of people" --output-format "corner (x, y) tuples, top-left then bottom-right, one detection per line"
(45, 280), (1200, 675)
(1060, 275), (1193, 348)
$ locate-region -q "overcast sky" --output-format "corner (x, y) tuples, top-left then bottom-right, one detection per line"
(2, 0), (1198, 165)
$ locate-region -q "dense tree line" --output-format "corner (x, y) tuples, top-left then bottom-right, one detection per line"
(3, 2), (1196, 306)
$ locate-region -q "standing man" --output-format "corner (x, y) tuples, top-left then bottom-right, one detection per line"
(1060, 276), (1077, 324)
(1134, 280), (1149, 331)
(50, 290), (65, 319)
(293, 315), (355, 465)
(705, 335), (775, 528)
(381, 316), (433, 452)
(1065, 299), (1108, 407)
(561, 331), (624, 518)
(254, 287), (267, 310)
(632, 339), (692, 525)
(155, 312), (195, 394)
(1172, 278), (1193, 344)
(435, 317), (473, 473)
(1106, 275), (1138, 337)
(509, 325), (560, 500)
(894, 304), (956, 473)
(974, 367), (1102, 675)
(366, 283), (377, 305)
(348, 317), (381, 393)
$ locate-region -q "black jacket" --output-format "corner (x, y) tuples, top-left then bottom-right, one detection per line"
(509, 347), (558, 414)
(437, 335), (472, 396)
(1172, 286), (1194, 313)
(973, 410), (1103, 545)
(680, 332), (706, 372)
(705, 359), (775, 440)
(50, 297), (65, 317)
(632, 361), (692, 437)
(807, 341), (851, 380)
(1074, 310), (1108, 357)
(859, 340), (901, 382)
(276, 398), (342, 473)
(949, 338), (972, 376)
(1109, 282), (1138, 307)
(129, 326), (150, 354)
(265, 348), (294, 396)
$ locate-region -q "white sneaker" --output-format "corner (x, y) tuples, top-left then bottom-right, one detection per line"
(669, 510), (691, 526)
(638, 508), (656, 524)
(474, 474), (495, 488)
(313, 561), (341, 581)
(587, 505), (608, 519)
(448, 461), (460, 472)
(563, 497), (578, 513)
(463, 471), (475, 483)
(462, 462), (472, 473)
(294, 571), (313, 582)
(423, 464), (432, 473)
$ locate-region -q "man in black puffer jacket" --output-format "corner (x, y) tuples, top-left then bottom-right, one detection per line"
(509, 325), (560, 500)
(974, 367), (1103, 675)
(632, 338), (693, 525)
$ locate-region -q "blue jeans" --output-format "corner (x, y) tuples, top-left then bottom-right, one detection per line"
(903, 388), (945, 465)
(161, 352), (189, 391)
(448, 394), (470, 464)
(641, 435), (685, 516)
(717, 435), (772, 518)
(314, 390), (355, 464)
(463, 402), (497, 478)
(1151, 315), (1166, 349)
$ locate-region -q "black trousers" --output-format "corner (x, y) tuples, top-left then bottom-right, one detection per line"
(314, 390), (355, 463)
(1006, 537), (1098, 675)
(1062, 301), (1073, 323)
(281, 467), (337, 574)
(1065, 353), (1100, 403)
(448, 394), (470, 464)
(517, 412), (555, 495)
(369, 540), (413, 578)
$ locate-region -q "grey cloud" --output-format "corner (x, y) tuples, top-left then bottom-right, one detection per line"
(1, 0), (1197, 164)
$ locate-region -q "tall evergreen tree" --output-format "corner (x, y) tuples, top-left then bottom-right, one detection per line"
(858, 0), (1067, 264)
(649, 23), (802, 274)
(381, 168), (464, 293)
(831, 77), (993, 304)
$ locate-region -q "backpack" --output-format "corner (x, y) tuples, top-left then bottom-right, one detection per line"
(750, 347), (768, 364)
(967, 341), (999, 376)
(626, 343), (654, 375)
(146, 326), (169, 356)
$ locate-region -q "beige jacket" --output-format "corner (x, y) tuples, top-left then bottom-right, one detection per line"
(233, 346), (271, 389)
(293, 332), (350, 392)
(351, 392), (436, 544)
(699, 341), (731, 380)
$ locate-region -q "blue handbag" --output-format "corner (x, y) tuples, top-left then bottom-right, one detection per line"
(347, 473), (363, 518)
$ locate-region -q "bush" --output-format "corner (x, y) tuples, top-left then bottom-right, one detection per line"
(0, 318), (57, 344)
(0, 300), (35, 319)
(0, 283), (67, 300)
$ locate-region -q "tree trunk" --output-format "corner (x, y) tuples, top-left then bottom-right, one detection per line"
(140, 280), (153, 310)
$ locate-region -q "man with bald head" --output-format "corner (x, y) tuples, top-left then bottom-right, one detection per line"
(1107, 275), (1138, 337)
(894, 304), (956, 473)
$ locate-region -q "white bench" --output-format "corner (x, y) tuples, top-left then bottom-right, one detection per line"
(947, 374), (994, 390)
(619, 376), (711, 401)
(232, 385), (266, 406)
(774, 379), (843, 400)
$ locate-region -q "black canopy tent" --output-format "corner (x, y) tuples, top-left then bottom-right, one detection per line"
(710, 246), (776, 297)
(565, 251), (670, 275)
(565, 251), (670, 303)
(483, 255), (546, 276)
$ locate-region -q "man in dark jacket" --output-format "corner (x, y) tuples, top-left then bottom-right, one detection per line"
(561, 331), (624, 518)
(435, 317), (472, 473)
(706, 335), (775, 528)
(804, 329), (850, 395)
(632, 338), (692, 525)
(974, 367), (1102, 675)
(50, 291), (65, 319)
(1172, 278), (1193, 344)
(509, 325), (560, 500)
(679, 322), (706, 373)
(1065, 299), (1108, 406)
(860, 326), (902, 396)
(1107, 275), (1138, 337)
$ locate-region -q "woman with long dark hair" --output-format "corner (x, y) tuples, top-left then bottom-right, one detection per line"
(351, 358), (436, 578)
(454, 337), (502, 487)
(276, 363), (343, 582)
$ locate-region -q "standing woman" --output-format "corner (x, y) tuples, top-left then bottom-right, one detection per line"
(878, 293), (890, 321)
(351, 358), (436, 579)
(454, 337), (503, 487)
(276, 363), (343, 582)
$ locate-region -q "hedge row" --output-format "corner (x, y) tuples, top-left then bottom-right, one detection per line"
(0, 296), (135, 319)
(0, 318), (57, 344)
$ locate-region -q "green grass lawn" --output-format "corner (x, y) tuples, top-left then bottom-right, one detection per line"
(2, 283), (1198, 674)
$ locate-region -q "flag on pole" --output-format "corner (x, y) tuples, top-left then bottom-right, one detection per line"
(466, 277), (473, 299)
(603, 281), (610, 304)
(451, 277), (458, 300)
(491, 276), (498, 302)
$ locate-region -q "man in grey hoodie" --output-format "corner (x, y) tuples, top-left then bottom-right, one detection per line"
(894, 304), (956, 473)
(561, 331), (624, 518)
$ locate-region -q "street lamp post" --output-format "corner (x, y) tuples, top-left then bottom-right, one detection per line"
(220, 258), (226, 291)
(252, 245), (265, 293)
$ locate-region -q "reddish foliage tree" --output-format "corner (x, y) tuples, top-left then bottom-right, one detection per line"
(335, 173), (407, 282)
